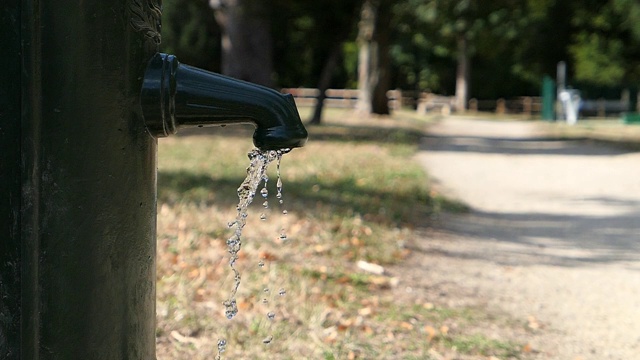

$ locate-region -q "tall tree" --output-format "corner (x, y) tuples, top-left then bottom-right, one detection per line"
(569, 0), (640, 87)
(356, 0), (392, 115)
(406, 0), (530, 109)
(210, 0), (274, 87)
(306, 0), (362, 124)
(162, 0), (220, 72)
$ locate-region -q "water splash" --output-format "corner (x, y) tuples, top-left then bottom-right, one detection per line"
(276, 156), (284, 205)
(223, 148), (290, 320)
(214, 338), (227, 360)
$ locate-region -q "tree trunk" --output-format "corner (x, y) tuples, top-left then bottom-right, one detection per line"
(371, 0), (391, 115)
(356, 0), (376, 114)
(309, 44), (343, 125)
(211, 0), (274, 87)
(455, 35), (469, 112)
(356, 0), (391, 115)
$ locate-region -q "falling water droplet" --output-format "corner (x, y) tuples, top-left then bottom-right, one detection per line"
(260, 213), (267, 220)
(262, 336), (273, 344)
(279, 230), (287, 241)
(267, 312), (276, 320)
(223, 299), (238, 319)
(263, 288), (270, 293)
(217, 339), (227, 353)
(262, 200), (269, 208)
(258, 260), (265, 268)
(278, 288), (286, 296)
(262, 298), (268, 304)
(282, 209), (288, 215)
(222, 148), (290, 322)
(276, 153), (284, 200)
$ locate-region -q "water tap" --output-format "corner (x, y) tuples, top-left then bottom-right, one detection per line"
(140, 53), (308, 150)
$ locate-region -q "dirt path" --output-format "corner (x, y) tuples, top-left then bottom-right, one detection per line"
(411, 117), (640, 359)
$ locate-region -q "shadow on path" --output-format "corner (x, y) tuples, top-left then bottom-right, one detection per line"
(421, 134), (631, 156)
(417, 119), (640, 269)
(428, 207), (640, 268)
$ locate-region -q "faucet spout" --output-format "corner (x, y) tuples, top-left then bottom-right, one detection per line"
(140, 53), (308, 150)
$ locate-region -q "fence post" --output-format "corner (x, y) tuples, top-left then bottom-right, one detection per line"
(496, 98), (506, 114)
(469, 98), (478, 113)
(598, 98), (606, 117)
(523, 97), (532, 116)
(541, 75), (556, 121)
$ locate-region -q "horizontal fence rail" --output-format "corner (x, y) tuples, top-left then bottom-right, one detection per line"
(281, 88), (633, 117)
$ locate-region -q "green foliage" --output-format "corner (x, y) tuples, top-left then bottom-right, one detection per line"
(270, 0), (361, 87)
(161, 0), (220, 71)
(160, 0), (640, 99)
(570, 33), (625, 86)
(567, 0), (640, 86)
(613, 0), (640, 40)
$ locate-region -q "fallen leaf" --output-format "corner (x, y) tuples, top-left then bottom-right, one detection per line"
(527, 315), (541, 330)
(440, 325), (449, 335)
(424, 325), (437, 342)
(170, 330), (199, 345)
(258, 251), (278, 261)
(237, 299), (252, 311)
(187, 268), (199, 279)
(358, 307), (373, 316)
(400, 321), (414, 330)
(357, 260), (385, 275)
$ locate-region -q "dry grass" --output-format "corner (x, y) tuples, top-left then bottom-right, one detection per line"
(538, 119), (640, 150)
(155, 109), (520, 359)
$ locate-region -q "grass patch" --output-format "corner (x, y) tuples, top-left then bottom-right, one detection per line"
(443, 334), (522, 358)
(155, 109), (528, 359)
(537, 119), (640, 151)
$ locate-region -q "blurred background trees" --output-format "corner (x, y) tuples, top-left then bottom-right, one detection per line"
(161, 0), (640, 115)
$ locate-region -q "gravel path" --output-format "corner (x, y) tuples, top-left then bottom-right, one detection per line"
(412, 117), (640, 359)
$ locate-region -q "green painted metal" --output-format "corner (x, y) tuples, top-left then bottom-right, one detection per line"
(542, 75), (556, 121)
(2, 1), (160, 358)
(0, 1), (23, 358)
(140, 53), (308, 150)
(623, 113), (640, 124)
(1, 1), (307, 359)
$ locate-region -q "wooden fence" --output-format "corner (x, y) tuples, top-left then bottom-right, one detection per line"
(281, 88), (630, 117)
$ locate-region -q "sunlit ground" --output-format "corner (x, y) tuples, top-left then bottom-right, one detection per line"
(154, 108), (530, 359)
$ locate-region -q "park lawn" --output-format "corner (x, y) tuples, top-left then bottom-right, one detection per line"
(155, 108), (524, 359)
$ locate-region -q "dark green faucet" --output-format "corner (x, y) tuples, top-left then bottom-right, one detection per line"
(141, 53), (308, 150)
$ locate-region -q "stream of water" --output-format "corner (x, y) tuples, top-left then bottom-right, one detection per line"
(216, 147), (290, 358)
